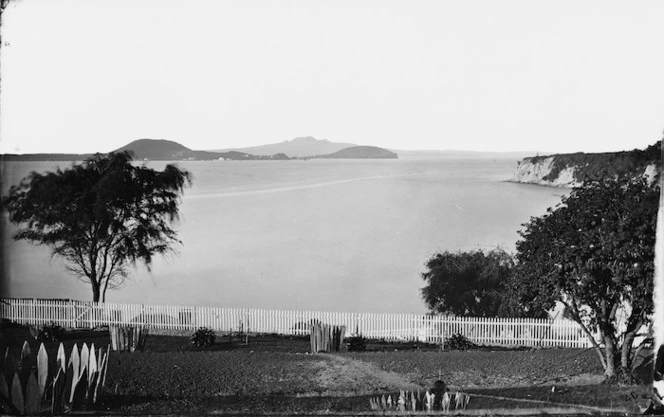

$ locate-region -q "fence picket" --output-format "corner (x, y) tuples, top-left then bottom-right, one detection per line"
(0, 298), (596, 348)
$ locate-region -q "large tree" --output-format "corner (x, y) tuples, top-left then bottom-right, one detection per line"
(2, 152), (192, 302)
(421, 248), (544, 318)
(510, 177), (659, 379)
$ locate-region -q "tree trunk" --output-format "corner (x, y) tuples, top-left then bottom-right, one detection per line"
(91, 281), (101, 303)
(604, 335), (617, 377)
(621, 331), (637, 372)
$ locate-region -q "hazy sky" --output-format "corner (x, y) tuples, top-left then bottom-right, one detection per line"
(1, 0), (663, 154)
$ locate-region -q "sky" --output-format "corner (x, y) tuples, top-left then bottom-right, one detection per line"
(1, 0), (663, 155)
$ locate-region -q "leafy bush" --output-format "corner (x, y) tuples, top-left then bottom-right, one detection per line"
(36, 322), (66, 343)
(191, 327), (216, 348)
(420, 249), (529, 318)
(346, 334), (367, 352)
(444, 333), (476, 351)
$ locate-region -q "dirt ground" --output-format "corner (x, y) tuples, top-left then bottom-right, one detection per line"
(0, 324), (656, 415)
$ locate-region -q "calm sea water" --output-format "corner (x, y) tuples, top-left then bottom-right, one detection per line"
(1, 158), (567, 314)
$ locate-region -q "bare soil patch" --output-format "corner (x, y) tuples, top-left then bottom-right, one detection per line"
(347, 349), (605, 389)
(0, 324), (654, 414)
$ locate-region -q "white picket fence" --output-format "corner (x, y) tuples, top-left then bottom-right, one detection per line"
(0, 298), (593, 348)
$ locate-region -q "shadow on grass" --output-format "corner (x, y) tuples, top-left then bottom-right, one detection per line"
(98, 384), (653, 415)
(143, 333), (314, 353)
(467, 383), (652, 413)
(99, 392), (388, 414)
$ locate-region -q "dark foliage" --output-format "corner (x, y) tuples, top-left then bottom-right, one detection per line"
(1, 152), (192, 302)
(420, 248), (545, 318)
(346, 334), (368, 352)
(444, 333), (477, 350)
(191, 327), (216, 348)
(510, 177), (659, 378)
(35, 322), (66, 343)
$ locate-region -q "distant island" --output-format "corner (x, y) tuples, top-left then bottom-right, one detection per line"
(211, 136), (357, 158)
(510, 141), (661, 187)
(214, 136), (534, 159)
(314, 146), (397, 159)
(1, 138), (398, 161)
(113, 139), (291, 161)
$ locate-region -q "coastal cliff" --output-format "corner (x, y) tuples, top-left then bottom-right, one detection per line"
(511, 141), (661, 188)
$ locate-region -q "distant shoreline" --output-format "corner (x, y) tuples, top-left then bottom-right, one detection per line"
(503, 179), (574, 190)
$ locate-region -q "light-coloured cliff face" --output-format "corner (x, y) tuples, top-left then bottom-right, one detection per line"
(511, 142), (661, 187)
(511, 158), (660, 188)
(643, 163), (659, 185)
(510, 157), (581, 188)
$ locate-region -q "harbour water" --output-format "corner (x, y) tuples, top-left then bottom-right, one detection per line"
(1, 158), (567, 314)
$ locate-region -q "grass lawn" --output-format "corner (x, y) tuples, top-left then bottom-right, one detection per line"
(0, 323), (655, 415)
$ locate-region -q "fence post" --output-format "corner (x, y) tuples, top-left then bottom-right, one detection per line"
(0, 298), (593, 348)
(90, 302), (95, 329)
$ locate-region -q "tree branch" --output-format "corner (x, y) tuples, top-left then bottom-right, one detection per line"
(609, 301), (618, 322)
(562, 299), (606, 370)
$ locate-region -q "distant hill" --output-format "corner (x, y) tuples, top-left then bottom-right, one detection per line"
(511, 141), (661, 187)
(0, 139), (292, 162)
(211, 136), (357, 158)
(0, 139), (394, 162)
(115, 139), (289, 161)
(115, 139), (188, 159)
(315, 146), (398, 159)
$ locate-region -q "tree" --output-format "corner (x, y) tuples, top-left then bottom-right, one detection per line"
(2, 152), (192, 302)
(420, 248), (544, 318)
(510, 177), (659, 380)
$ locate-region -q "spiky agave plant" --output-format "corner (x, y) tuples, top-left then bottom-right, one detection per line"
(0, 341), (110, 415)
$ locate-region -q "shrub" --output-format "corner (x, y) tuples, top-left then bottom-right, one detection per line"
(191, 327), (216, 348)
(444, 333), (476, 350)
(36, 322), (66, 343)
(346, 334), (367, 352)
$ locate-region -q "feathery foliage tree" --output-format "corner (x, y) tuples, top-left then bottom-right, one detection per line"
(510, 177), (659, 380)
(2, 152), (192, 302)
(420, 248), (544, 318)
